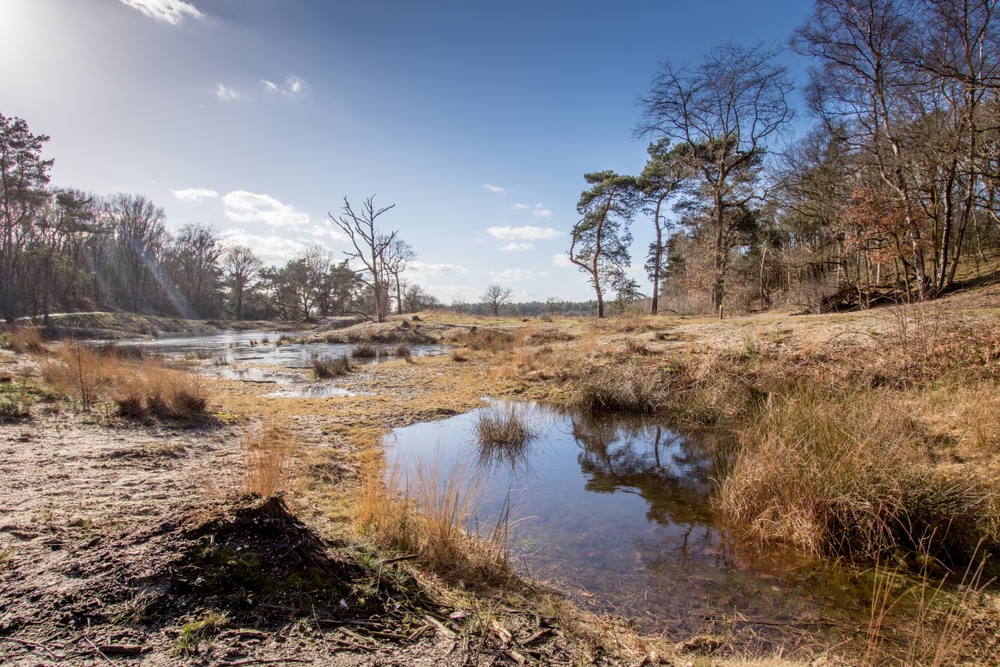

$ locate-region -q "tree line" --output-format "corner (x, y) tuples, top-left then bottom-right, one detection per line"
(571, 0), (1000, 316)
(0, 114), (439, 324)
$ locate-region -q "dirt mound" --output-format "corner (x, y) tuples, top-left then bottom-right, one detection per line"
(0, 494), (429, 663)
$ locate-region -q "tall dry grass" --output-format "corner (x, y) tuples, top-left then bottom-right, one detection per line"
(2, 326), (46, 354)
(715, 383), (999, 562)
(355, 447), (513, 585)
(41, 342), (209, 419)
(244, 421), (297, 497)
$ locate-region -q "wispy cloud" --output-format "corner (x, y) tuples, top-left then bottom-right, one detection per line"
(216, 84), (240, 102)
(500, 242), (534, 252)
(514, 202), (552, 219)
(552, 253), (575, 268)
(261, 75), (310, 100)
(172, 187), (218, 202)
(118, 0), (205, 25)
(408, 261), (469, 277)
(487, 225), (561, 241)
(222, 191), (310, 228)
(482, 184), (505, 194)
(491, 269), (538, 281)
(220, 229), (316, 266)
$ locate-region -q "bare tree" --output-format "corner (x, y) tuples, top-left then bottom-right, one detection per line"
(638, 42), (793, 311)
(166, 223), (223, 318)
(480, 284), (513, 316)
(384, 238), (415, 314)
(103, 193), (166, 313)
(330, 195), (397, 322)
(222, 245), (263, 320)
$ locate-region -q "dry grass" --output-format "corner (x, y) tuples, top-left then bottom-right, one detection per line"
(351, 342), (378, 358)
(355, 445), (513, 585)
(715, 383), (999, 562)
(457, 329), (516, 353)
(475, 402), (537, 449)
(2, 326), (46, 354)
(244, 421), (297, 497)
(575, 362), (662, 415)
(41, 342), (209, 420)
(312, 354), (350, 378)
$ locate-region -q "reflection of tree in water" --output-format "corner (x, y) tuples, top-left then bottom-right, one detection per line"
(570, 412), (727, 528)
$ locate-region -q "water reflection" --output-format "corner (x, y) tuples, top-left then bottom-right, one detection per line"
(385, 402), (866, 645)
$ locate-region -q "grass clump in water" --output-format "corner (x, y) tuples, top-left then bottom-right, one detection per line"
(312, 354), (350, 378)
(475, 402), (536, 449)
(351, 342), (378, 359)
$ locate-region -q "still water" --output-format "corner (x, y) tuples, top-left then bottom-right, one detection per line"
(117, 330), (448, 382)
(385, 402), (868, 646)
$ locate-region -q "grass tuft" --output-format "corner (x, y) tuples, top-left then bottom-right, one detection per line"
(575, 364), (661, 414)
(312, 354), (350, 378)
(351, 342), (378, 359)
(2, 326), (46, 354)
(244, 421), (297, 497)
(475, 402), (537, 449)
(356, 447), (513, 586)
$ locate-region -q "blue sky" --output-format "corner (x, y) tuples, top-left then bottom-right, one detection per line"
(1, 0), (814, 304)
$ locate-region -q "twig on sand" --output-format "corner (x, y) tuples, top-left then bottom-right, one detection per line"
(216, 658), (313, 666)
(84, 636), (120, 666)
(0, 636), (61, 661)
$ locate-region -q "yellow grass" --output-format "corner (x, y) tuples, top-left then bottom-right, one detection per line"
(244, 420), (297, 497)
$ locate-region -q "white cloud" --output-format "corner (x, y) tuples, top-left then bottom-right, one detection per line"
(216, 84), (240, 102)
(261, 75), (310, 99)
(552, 253), (575, 268)
(219, 229), (316, 266)
(172, 187), (218, 202)
(482, 184), (505, 194)
(500, 242), (534, 252)
(513, 203), (530, 210)
(308, 220), (349, 242)
(532, 209), (553, 219)
(407, 261), (469, 278)
(222, 191), (310, 228)
(486, 225), (561, 241)
(118, 0), (205, 25)
(490, 269), (537, 281)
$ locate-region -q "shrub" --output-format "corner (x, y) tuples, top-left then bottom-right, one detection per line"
(0, 378), (32, 421)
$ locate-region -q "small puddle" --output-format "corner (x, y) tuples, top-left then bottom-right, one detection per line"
(384, 401), (880, 648)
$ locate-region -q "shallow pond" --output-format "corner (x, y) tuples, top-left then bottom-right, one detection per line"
(385, 402), (878, 647)
(112, 330), (448, 382)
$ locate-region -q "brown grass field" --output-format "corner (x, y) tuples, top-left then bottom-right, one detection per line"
(2, 286), (1000, 665)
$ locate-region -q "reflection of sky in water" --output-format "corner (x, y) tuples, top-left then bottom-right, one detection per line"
(108, 330), (448, 370)
(384, 403), (868, 645)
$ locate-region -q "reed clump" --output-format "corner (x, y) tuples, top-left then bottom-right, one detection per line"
(475, 402), (537, 449)
(244, 421), (297, 497)
(356, 450), (513, 585)
(312, 354), (350, 378)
